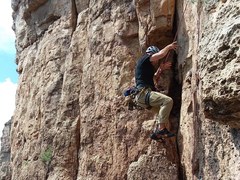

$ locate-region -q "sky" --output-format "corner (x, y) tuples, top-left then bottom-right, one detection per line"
(0, 0), (18, 140)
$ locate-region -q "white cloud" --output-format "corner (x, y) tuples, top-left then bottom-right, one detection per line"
(0, 0), (15, 53)
(0, 78), (17, 139)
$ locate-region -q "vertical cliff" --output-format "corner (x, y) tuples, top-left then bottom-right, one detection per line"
(177, 0), (240, 179)
(0, 119), (12, 180)
(9, 0), (240, 179)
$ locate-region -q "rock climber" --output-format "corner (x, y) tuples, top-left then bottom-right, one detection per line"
(134, 42), (178, 141)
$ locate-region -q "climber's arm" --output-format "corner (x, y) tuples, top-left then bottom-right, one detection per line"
(153, 61), (172, 89)
(150, 41), (178, 62)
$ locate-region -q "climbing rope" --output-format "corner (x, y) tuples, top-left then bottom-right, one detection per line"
(154, 1), (189, 84)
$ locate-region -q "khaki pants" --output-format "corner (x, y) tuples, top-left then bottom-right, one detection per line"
(135, 88), (173, 124)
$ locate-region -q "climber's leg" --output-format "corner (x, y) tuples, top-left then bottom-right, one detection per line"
(149, 91), (175, 139)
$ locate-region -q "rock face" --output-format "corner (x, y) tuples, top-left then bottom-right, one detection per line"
(9, 0), (239, 179)
(11, 0), (178, 179)
(177, 0), (240, 179)
(0, 119), (12, 180)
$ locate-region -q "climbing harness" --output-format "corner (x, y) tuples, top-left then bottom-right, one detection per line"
(123, 86), (153, 110)
(144, 90), (152, 109)
(144, 91), (150, 107)
(123, 87), (143, 110)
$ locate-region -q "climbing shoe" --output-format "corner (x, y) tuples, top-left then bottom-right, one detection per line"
(155, 128), (175, 138)
(150, 128), (175, 141)
(150, 132), (161, 141)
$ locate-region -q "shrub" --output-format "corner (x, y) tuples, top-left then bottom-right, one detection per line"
(41, 148), (52, 164)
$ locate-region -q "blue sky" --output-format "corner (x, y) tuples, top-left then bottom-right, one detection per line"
(0, 52), (17, 83)
(0, 0), (18, 140)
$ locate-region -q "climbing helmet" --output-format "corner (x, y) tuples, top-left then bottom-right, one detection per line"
(146, 46), (160, 54)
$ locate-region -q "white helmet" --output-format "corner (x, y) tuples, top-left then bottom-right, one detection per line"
(146, 46), (160, 54)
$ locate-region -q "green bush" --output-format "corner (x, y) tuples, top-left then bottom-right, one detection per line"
(41, 148), (52, 164)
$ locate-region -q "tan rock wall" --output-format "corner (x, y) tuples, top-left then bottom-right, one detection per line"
(0, 119), (12, 180)
(11, 0), (179, 179)
(10, 0), (240, 179)
(178, 0), (240, 179)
